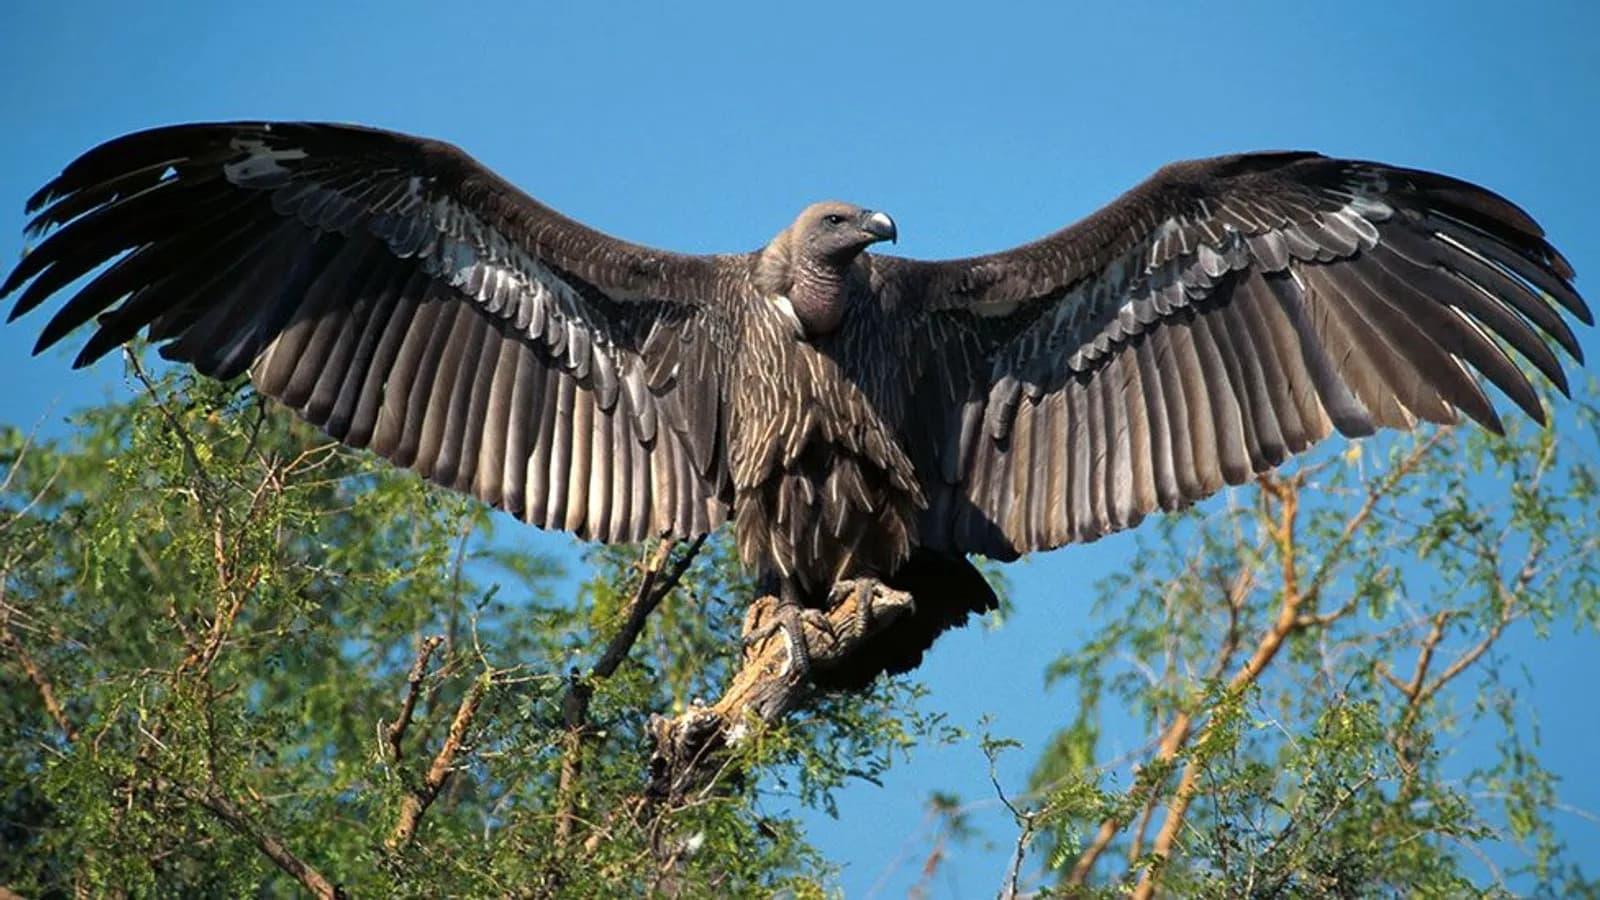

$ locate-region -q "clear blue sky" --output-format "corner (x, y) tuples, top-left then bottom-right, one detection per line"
(2, 1), (1597, 894)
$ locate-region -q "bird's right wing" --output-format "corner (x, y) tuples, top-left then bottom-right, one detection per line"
(3, 122), (736, 542)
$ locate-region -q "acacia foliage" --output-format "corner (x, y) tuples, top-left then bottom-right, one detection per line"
(0, 369), (934, 898)
(3, 365), (1599, 897)
(999, 389), (1600, 896)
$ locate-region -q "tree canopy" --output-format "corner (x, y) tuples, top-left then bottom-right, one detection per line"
(3, 360), (1598, 896)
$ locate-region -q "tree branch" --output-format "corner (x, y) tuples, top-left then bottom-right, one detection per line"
(1380, 537), (1537, 793)
(1076, 437), (1445, 894)
(647, 578), (915, 806)
(603, 536), (706, 679)
(174, 782), (343, 899)
(388, 669), (488, 849)
(555, 535), (705, 848)
(1070, 561), (1255, 884)
(384, 635), (445, 765)
(1129, 473), (1307, 899)
(0, 591), (77, 742)
(1417, 543), (1538, 703)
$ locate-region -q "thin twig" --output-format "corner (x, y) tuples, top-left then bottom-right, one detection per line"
(991, 756), (1033, 900)
(125, 352), (214, 494)
(385, 635), (445, 764)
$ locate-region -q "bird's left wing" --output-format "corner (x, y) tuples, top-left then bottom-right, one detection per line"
(3, 122), (737, 542)
(879, 152), (1589, 559)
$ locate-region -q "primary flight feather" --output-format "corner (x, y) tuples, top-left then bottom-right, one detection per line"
(4, 123), (1588, 688)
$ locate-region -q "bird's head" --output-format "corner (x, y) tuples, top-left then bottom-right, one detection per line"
(756, 201), (898, 338)
(793, 201), (898, 264)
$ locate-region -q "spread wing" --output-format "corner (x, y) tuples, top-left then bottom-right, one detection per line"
(3, 122), (735, 542)
(886, 152), (1589, 559)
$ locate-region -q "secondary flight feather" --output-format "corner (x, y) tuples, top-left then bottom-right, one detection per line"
(4, 122), (1587, 688)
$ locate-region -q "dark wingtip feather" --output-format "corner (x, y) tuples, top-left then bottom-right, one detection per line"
(1522, 238), (1589, 326)
(3, 242), (61, 303)
(1398, 164), (1548, 240)
(70, 320), (128, 368)
(1482, 407), (1508, 435)
(2, 268), (30, 306)
(1411, 177), (1591, 328)
(70, 344), (100, 369)
(1501, 371), (1552, 426)
(1557, 280), (1593, 327)
(1547, 359), (1571, 397)
(24, 177), (70, 217)
(8, 267), (64, 320)
(34, 308), (81, 355)
(1544, 241), (1577, 281)
(1452, 389), (1497, 435)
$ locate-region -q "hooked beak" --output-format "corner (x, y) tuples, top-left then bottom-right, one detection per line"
(861, 209), (898, 244)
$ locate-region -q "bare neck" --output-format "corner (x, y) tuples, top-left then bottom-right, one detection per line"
(757, 238), (861, 339)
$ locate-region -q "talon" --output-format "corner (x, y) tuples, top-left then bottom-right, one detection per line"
(743, 578), (917, 681)
(771, 602), (828, 679)
(824, 577), (914, 642)
(777, 620), (807, 677)
(741, 621), (777, 651)
(752, 580), (825, 680)
(852, 580), (875, 637)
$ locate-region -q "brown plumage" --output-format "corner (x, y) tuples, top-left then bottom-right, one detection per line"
(4, 124), (1589, 688)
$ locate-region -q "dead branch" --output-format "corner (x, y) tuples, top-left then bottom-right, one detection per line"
(174, 782), (343, 899)
(647, 579), (914, 807)
(558, 576), (914, 881)
(388, 670), (488, 849)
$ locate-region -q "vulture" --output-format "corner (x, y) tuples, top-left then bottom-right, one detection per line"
(3, 123), (1589, 689)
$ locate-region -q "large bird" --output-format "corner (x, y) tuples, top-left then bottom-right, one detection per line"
(4, 123), (1588, 688)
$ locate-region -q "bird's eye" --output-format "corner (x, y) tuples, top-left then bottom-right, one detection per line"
(824, 214), (846, 226)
